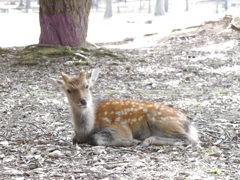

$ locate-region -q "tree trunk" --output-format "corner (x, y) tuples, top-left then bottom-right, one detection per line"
(223, 0), (228, 10)
(117, 0), (120, 14)
(104, 0), (113, 19)
(92, 0), (99, 11)
(26, 0), (31, 13)
(18, 0), (24, 7)
(139, 0), (143, 10)
(154, 0), (164, 16)
(164, 0), (168, 12)
(148, 0), (151, 14)
(216, 2), (219, 13)
(185, 0), (189, 11)
(39, 0), (92, 47)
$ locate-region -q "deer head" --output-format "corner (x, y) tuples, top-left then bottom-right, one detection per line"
(51, 69), (100, 112)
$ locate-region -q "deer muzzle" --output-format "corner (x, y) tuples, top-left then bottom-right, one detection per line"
(79, 98), (87, 106)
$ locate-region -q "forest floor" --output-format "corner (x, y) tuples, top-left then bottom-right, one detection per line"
(0, 15), (240, 180)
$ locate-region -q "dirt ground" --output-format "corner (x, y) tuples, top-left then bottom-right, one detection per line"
(0, 15), (240, 180)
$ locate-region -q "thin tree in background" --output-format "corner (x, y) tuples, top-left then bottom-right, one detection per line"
(39, 0), (92, 47)
(117, 0), (120, 13)
(148, 0), (151, 14)
(104, 0), (113, 19)
(185, 0), (189, 11)
(164, 0), (168, 12)
(18, 0), (24, 7)
(92, 0), (99, 11)
(216, 0), (228, 13)
(154, 0), (164, 16)
(26, 0), (31, 13)
(139, 0), (143, 10)
(223, 0), (228, 10)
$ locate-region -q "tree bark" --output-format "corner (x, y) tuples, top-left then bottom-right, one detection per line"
(39, 0), (92, 47)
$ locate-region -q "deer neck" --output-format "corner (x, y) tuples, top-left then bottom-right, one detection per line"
(71, 100), (95, 135)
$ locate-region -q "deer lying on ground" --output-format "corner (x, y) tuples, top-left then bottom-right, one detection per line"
(52, 69), (199, 147)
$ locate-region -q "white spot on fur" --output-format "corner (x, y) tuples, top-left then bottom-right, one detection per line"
(121, 120), (127, 125)
(154, 104), (160, 108)
(120, 101), (125, 105)
(104, 112), (108, 115)
(132, 118), (137, 122)
(161, 117), (176, 121)
(112, 101), (119, 105)
(131, 108), (136, 112)
(131, 104), (136, 108)
(102, 117), (111, 123)
(116, 111), (121, 116)
(115, 117), (121, 122)
(138, 116), (143, 121)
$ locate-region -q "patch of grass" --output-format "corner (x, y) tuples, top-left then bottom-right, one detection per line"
(17, 46), (127, 65)
(206, 60), (222, 68)
(211, 168), (221, 175)
(19, 46), (74, 65)
(0, 47), (11, 55)
(134, 89), (153, 97)
(105, 89), (120, 96)
(212, 88), (231, 95)
(91, 48), (127, 61)
(194, 103), (205, 109)
(205, 146), (219, 153)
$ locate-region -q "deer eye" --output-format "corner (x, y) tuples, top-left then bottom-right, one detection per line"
(86, 85), (89, 89)
(66, 89), (71, 94)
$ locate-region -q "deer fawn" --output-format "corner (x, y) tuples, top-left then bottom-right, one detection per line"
(51, 69), (199, 147)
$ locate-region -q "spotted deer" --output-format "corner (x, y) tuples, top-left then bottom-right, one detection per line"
(52, 69), (199, 147)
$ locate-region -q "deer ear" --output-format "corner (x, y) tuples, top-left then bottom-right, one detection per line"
(61, 72), (70, 83)
(49, 78), (65, 91)
(89, 68), (100, 88)
(79, 70), (86, 80)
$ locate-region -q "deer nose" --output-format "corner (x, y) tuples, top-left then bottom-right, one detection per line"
(79, 98), (87, 106)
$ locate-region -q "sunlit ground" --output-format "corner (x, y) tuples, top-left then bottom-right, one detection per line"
(0, 4), (239, 48)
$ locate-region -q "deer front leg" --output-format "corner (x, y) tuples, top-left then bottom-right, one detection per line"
(72, 132), (90, 144)
(92, 126), (140, 147)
